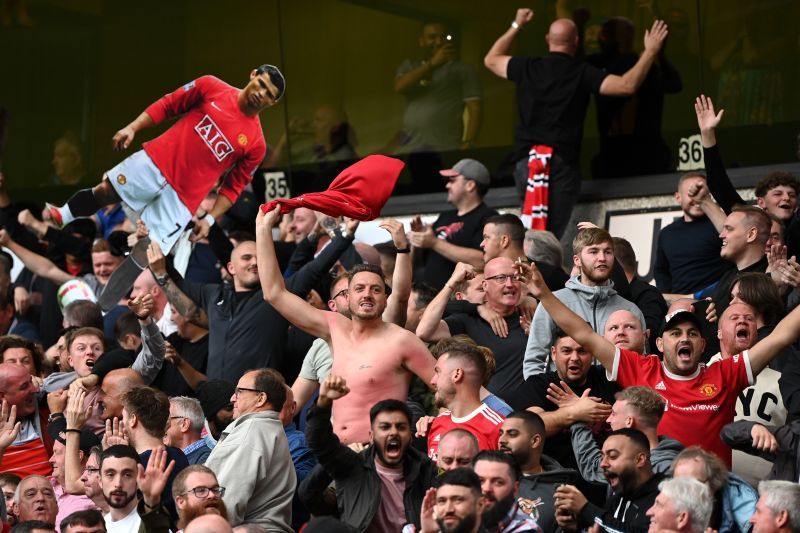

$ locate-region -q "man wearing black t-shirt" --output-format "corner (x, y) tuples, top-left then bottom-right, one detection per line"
(410, 158), (497, 290)
(484, 8), (667, 238)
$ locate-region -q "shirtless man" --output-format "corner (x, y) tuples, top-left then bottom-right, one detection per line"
(256, 206), (435, 444)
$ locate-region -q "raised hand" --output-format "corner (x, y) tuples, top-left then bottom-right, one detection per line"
(546, 381), (580, 408)
(47, 389), (69, 415)
(103, 417), (129, 449)
(318, 375), (350, 408)
(379, 219), (408, 249)
(478, 305), (508, 338)
(516, 261), (547, 299)
(643, 20), (668, 54)
(515, 8), (534, 28)
(695, 95), (724, 133)
(0, 400), (20, 452)
(420, 487), (439, 533)
(146, 241), (167, 277)
(127, 293), (154, 320)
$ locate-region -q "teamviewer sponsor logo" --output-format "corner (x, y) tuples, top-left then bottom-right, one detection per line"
(195, 115), (234, 162)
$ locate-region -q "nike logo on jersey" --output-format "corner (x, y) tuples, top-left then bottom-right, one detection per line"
(211, 101), (222, 111)
(194, 115), (234, 162)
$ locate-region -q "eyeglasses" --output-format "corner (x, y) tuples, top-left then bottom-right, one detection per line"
(332, 288), (348, 300)
(169, 416), (186, 423)
(484, 273), (522, 284)
(234, 387), (264, 397)
(84, 467), (100, 475)
(181, 486), (226, 498)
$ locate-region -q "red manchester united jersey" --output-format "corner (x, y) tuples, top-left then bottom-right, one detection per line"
(427, 403), (504, 461)
(143, 75), (266, 214)
(610, 347), (753, 467)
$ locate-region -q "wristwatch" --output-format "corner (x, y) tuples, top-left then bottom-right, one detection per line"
(154, 274), (169, 287)
(48, 412), (64, 423)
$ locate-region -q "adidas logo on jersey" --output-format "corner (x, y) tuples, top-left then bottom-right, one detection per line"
(655, 381), (667, 391)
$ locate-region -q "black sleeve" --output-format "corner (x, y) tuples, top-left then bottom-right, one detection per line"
(702, 145), (744, 213)
(91, 348), (136, 381)
(506, 56), (526, 83)
(285, 234), (355, 297)
(443, 313), (469, 336)
(286, 237), (316, 275)
(444, 300), (478, 317)
(633, 285), (668, 353)
(297, 463), (337, 517)
(305, 403), (361, 477)
(508, 376), (550, 411)
(779, 352), (800, 420)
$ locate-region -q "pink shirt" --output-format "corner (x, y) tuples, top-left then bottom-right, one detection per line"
(52, 478), (97, 532)
(366, 459), (406, 533)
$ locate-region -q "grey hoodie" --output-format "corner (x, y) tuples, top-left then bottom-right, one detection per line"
(523, 275), (645, 378)
(570, 422), (684, 485)
(517, 454), (579, 533)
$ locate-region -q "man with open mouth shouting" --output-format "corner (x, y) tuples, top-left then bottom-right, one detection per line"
(304, 374), (437, 533)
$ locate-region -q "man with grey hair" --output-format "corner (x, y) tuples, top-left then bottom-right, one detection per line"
(524, 230), (568, 291)
(750, 481), (800, 533)
(646, 476), (712, 533)
(165, 396), (211, 465)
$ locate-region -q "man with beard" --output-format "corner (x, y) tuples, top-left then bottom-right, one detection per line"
(257, 206), (435, 444)
(170, 465), (227, 531)
(654, 172), (729, 295)
(98, 445), (141, 532)
(204, 368), (294, 531)
(472, 451), (541, 532)
(521, 260), (800, 468)
(509, 330), (618, 480)
(421, 467), (485, 533)
(523, 228), (644, 376)
(423, 342), (504, 460)
(554, 428), (661, 533)
(417, 258), (529, 395)
(498, 411), (577, 533)
(305, 374), (437, 532)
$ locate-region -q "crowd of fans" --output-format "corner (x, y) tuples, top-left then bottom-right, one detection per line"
(0, 8), (799, 533)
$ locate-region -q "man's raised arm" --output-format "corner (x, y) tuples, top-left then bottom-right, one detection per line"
(519, 262), (616, 369)
(599, 20), (668, 96)
(256, 206), (331, 341)
(0, 229), (72, 286)
(484, 8), (534, 78)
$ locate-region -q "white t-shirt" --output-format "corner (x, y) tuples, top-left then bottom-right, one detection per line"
(105, 507), (142, 533)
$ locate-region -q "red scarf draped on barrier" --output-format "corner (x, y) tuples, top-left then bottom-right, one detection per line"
(260, 155), (404, 220)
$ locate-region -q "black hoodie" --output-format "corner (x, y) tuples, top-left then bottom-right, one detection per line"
(517, 455), (579, 533)
(577, 472), (664, 533)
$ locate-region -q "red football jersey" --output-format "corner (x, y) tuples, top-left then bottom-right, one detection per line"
(143, 75), (266, 214)
(427, 403), (505, 461)
(610, 347), (753, 467)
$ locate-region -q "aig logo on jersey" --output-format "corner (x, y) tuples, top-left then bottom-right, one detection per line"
(698, 383), (718, 397)
(195, 115), (234, 162)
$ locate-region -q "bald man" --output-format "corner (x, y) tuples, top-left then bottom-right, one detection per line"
(184, 513), (233, 533)
(0, 363), (52, 477)
(485, 8), (667, 237)
(417, 257), (528, 394)
(99, 368), (144, 421)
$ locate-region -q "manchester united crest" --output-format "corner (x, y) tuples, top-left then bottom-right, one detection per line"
(238, 134), (248, 146)
(698, 383), (718, 397)
(117, 174), (127, 185)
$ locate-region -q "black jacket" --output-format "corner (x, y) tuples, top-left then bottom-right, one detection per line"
(304, 403), (437, 532)
(721, 419), (800, 482)
(577, 473), (664, 533)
